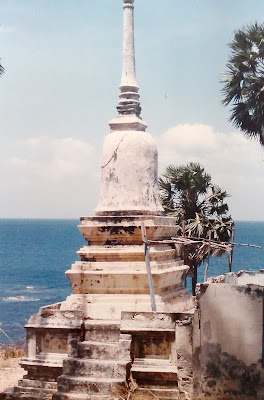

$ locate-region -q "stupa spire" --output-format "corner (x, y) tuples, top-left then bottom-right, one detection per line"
(117, 0), (141, 117)
(95, 0), (163, 216)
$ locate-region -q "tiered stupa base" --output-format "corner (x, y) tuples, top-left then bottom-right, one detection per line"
(62, 216), (193, 318)
(6, 216), (193, 400)
(4, 215), (194, 400)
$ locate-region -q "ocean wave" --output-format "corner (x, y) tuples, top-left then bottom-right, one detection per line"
(2, 296), (40, 302)
(26, 286), (34, 290)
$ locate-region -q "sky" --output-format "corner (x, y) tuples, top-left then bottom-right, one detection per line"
(0, 0), (264, 220)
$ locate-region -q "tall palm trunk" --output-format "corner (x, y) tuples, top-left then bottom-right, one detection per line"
(192, 264), (198, 296)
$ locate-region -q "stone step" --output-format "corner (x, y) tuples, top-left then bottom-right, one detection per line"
(131, 362), (178, 386)
(77, 341), (120, 360)
(53, 392), (119, 400)
(70, 259), (184, 273)
(5, 385), (54, 400)
(135, 387), (180, 400)
(13, 385), (55, 396)
(77, 245), (175, 263)
(84, 320), (121, 342)
(77, 335), (131, 361)
(17, 379), (57, 390)
(57, 375), (125, 395)
(63, 358), (128, 379)
(4, 393), (50, 400)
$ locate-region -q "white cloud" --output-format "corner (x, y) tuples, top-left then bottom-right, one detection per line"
(12, 136), (97, 181)
(0, 126), (263, 221)
(0, 136), (100, 218)
(157, 123), (264, 221)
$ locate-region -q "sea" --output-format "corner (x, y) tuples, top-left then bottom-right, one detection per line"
(0, 219), (263, 345)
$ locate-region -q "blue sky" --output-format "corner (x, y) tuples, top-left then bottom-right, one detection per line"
(0, 0), (264, 219)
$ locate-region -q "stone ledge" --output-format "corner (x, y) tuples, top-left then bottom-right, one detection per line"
(121, 311), (193, 332)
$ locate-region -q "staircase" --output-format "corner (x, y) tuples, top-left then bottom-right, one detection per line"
(53, 320), (132, 400)
(119, 311), (191, 400)
(130, 358), (180, 399)
(5, 380), (58, 400)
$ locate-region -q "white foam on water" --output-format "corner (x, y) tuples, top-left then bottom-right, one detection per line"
(2, 296), (40, 302)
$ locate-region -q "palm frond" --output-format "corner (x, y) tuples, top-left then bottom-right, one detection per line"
(222, 22), (264, 146)
(159, 162), (234, 295)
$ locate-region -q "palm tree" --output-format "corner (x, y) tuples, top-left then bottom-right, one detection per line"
(222, 23), (264, 146)
(159, 162), (234, 295)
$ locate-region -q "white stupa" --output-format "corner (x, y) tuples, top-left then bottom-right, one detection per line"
(95, 0), (163, 217)
(7, 2), (193, 400)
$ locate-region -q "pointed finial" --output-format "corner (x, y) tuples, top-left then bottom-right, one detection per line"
(117, 0), (141, 117)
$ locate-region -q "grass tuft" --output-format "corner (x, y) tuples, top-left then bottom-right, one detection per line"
(0, 327), (26, 359)
(0, 343), (26, 360)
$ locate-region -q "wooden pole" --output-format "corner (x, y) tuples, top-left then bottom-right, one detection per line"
(141, 222), (157, 312)
(182, 220), (186, 258)
(182, 219), (187, 287)
(204, 232), (212, 282)
(227, 230), (235, 272)
(230, 230), (235, 272)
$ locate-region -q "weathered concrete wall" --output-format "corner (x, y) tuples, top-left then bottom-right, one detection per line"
(175, 316), (194, 400)
(207, 269), (264, 286)
(195, 282), (264, 399)
(237, 269), (264, 286)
